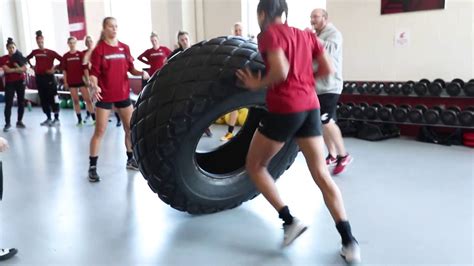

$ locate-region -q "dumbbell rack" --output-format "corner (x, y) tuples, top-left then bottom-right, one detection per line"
(343, 80), (474, 98)
(338, 79), (474, 133)
(338, 117), (474, 129)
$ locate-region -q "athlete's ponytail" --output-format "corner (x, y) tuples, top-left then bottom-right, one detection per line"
(257, 0), (288, 31)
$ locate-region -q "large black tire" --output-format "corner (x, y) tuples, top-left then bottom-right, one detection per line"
(131, 36), (299, 214)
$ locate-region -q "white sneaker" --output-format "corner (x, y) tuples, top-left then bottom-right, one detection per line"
(340, 241), (361, 264)
(282, 218), (308, 247)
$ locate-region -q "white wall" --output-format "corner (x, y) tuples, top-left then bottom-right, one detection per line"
(150, 0), (186, 50)
(243, 0), (326, 40)
(110, 0), (152, 61)
(18, 0), (70, 56)
(287, 0), (326, 30)
(84, 0), (153, 68)
(327, 0), (474, 81)
(472, 3), (474, 79)
(0, 0), (21, 55)
(201, 0), (242, 39)
(84, 0), (111, 48)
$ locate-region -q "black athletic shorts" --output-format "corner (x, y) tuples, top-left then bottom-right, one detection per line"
(96, 98), (132, 110)
(68, 82), (86, 88)
(318, 93), (340, 124)
(258, 109), (322, 143)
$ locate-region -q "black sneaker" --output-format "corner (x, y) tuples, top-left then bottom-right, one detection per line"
(88, 166), (100, 182)
(126, 158), (139, 170)
(40, 119), (52, 127)
(16, 121), (26, 128)
(0, 248), (18, 261)
(3, 124), (11, 132)
(52, 119), (61, 127)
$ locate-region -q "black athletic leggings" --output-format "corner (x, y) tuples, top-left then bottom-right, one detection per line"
(4, 80), (26, 124)
(36, 74), (59, 117)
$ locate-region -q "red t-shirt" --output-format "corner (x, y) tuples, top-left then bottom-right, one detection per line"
(26, 49), (62, 75)
(62, 51), (85, 86)
(90, 41), (134, 102)
(0, 55), (25, 83)
(138, 46), (171, 75)
(258, 23), (324, 114)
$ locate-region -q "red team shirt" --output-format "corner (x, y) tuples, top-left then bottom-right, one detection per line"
(138, 46), (171, 75)
(62, 51), (85, 86)
(90, 41), (134, 102)
(26, 49), (62, 75)
(258, 23), (325, 114)
(0, 55), (25, 83)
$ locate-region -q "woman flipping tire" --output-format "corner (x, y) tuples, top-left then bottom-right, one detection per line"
(131, 36), (299, 214)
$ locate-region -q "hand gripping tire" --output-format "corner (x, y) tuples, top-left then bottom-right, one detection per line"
(131, 37), (299, 214)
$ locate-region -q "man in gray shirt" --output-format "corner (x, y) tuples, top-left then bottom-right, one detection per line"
(311, 9), (352, 175)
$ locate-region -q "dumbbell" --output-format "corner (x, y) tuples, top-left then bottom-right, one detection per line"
(364, 103), (383, 120)
(343, 82), (350, 93)
(337, 102), (354, 119)
(386, 82), (403, 95)
(402, 81), (415, 95)
(384, 83), (393, 94)
(357, 82), (369, 94)
(393, 104), (412, 122)
(428, 79), (445, 97)
(441, 106), (461, 125)
(423, 106), (443, 124)
(414, 79), (431, 96)
(408, 104), (428, 124)
(377, 104), (396, 121)
(464, 81), (474, 97)
(446, 78), (465, 97)
(368, 82), (384, 95)
(343, 82), (357, 94)
(459, 106), (474, 127)
(351, 102), (369, 119)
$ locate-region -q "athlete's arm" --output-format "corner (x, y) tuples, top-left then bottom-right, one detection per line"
(314, 51), (334, 80)
(236, 48), (289, 91)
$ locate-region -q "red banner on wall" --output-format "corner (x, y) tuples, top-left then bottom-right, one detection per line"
(67, 0), (87, 39)
(381, 0), (445, 15)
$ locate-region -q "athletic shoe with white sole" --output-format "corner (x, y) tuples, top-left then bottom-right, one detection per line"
(88, 166), (100, 183)
(52, 119), (61, 127)
(340, 241), (361, 264)
(0, 248), (18, 261)
(282, 218), (308, 247)
(40, 119), (52, 127)
(126, 158), (139, 171)
(333, 154), (353, 175)
(326, 154), (338, 166)
(220, 132), (234, 142)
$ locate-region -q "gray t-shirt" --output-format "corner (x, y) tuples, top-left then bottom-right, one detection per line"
(314, 23), (343, 95)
